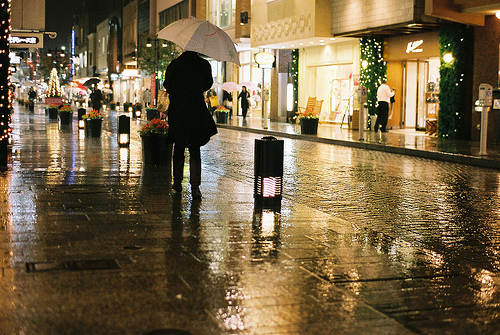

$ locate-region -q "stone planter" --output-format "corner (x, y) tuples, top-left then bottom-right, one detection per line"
(59, 112), (73, 125)
(300, 118), (319, 135)
(215, 111), (229, 124)
(141, 135), (172, 167)
(109, 103), (116, 111)
(85, 118), (103, 137)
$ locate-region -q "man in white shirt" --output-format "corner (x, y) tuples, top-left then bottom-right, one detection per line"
(375, 80), (394, 132)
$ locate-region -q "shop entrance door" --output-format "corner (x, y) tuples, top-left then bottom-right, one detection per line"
(402, 60), (428, 130)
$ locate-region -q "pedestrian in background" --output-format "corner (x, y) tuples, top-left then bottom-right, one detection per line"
(89, 87), (103, 112)
(374, 80), (394, 132)
(163, 51), (217, 199)
(238, 86), (250, 119)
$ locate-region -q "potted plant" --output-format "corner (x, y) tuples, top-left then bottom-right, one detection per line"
(46, 103), (59, 119)
(139, 118), (171, 166)
(58, 105), (73, 125)
(83, 110), (104, 137)
(297, 109), (319, 134)
(109, 101), (117, 111)
(146, 107), (160, 121)
(215, 105), (229, 124)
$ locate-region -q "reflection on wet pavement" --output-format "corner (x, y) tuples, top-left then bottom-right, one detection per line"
(0, 105), (499, 334)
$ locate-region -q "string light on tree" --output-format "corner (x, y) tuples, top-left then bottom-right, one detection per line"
(46, 68), (62, 97)
(359, 37), (387, 116)
(0, 0), (11, 168)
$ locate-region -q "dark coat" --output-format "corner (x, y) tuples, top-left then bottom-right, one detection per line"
(238, 90), (250, 109)
(163, 51), (217, 146)
(90, 89), (103, 110)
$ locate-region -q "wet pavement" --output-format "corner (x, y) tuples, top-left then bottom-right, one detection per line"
(0, 103), (500, 334)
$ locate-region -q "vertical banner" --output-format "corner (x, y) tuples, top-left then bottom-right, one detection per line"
(150, 73), (156, 106)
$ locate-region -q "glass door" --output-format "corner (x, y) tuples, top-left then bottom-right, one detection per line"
(403, 60), (428, 130)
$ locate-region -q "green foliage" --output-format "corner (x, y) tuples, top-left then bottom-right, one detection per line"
(136, 32), (181, 83)
(360, 38), (387, 115)
(438, 23), (471, 138)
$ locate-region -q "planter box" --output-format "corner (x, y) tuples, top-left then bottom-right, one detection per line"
(216, 111), (229, 124)
(141, 135), (172, 167)
(59, 112), (73, 125)
(85, 119), (103, 137)
(48, 107), (58, 120)
(146, 109), (160, 121)
(300, 118), (319, 135)
(109, 103), (116, 111)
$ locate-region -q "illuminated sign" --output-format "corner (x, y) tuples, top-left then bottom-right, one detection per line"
(254, 52), (275, 65)
(9, 33), (44, 48)
(10, 36), (39, 44)
(406, 40), (423, 53)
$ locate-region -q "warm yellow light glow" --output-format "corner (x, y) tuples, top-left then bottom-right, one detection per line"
(119, 133), (129, 145)
(496, 11), (500, 19)
(361, 60), (369, 68)
(443, 52), (453, 63)
(78, 120), (85, 129)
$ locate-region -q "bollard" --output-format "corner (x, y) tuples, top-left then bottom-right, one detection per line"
(254, 136), (284, 209)
(118, 115), (130, 147)
(77, 108), (86, 129)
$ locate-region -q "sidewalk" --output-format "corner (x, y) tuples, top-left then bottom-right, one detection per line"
(217, 116), (500, 170)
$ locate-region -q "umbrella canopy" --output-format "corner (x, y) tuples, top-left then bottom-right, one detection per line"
(239, 81), (258, 91)
(222, 82), (240, 92)
(83, 78), (101, 87)
(70, 81), (86, 90)
(157, 18), (240, 66)
(22, 81), (37, 87)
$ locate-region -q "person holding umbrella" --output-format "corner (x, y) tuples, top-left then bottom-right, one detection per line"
(163, 51), (217, 199)
(89, 87), (103, 112)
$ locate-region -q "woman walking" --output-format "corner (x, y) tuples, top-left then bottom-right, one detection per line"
(163, 51), (217, 199)
(238, 86), (250, 118)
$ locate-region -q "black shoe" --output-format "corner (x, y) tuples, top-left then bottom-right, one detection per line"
(380, 129), (388, 132)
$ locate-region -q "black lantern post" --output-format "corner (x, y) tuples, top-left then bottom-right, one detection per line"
(118, 115), (130, 147)
(254, 136), (284, 209)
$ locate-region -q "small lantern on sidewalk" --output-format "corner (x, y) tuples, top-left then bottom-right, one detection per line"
(118, 115), (130, 147)
(77, 108), (86, 129)
(254, 136), (284, 209)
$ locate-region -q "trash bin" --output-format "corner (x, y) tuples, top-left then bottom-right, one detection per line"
(254, 136), (284, 209)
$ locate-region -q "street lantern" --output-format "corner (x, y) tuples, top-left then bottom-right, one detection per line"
(77, 108), (86, 129)
(118, 115), (130, 147)
(254, 136), (284, 209)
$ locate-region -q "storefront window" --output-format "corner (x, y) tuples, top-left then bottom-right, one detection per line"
(207, 0), (236, 28)
(315, 64), (354, 122)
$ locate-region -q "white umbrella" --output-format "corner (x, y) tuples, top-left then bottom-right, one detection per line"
(222, 81), (240, 92)
(157, 18), (240, 66)
(22, 81), (37, 87)
(239, 81), (258, 91)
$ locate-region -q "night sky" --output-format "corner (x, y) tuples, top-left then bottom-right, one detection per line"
(44, 0), (84, 51)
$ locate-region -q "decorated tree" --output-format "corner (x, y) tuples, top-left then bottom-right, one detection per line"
(46, 68), (62, 97)
(360, 37), (387, 116)
(0, 0), (11, 168)
(438, 23), (472, 139)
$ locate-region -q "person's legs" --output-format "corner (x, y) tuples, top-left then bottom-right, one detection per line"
(379, 102), (389, 132)
(374, 103), (382, 131)
(188, 145), (202, 199)
(172, 143), (186, 192)
(242, 107), (247, 118)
